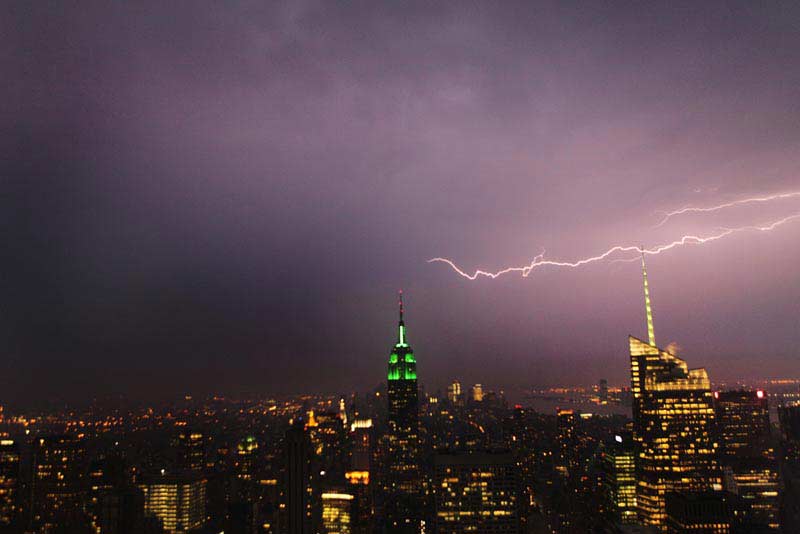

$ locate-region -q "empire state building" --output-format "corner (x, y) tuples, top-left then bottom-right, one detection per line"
(385, 291), (421, 532)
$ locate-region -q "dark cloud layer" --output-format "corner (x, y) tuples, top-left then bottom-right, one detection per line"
(2, 1), (800, 405)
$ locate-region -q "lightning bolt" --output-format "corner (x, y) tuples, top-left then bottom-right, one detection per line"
(429, 213), (800, 280)
(654, 191), (800, 227)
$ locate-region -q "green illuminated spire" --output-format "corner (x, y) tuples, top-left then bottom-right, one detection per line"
(641, 250), (656, 347)
(388, 290), (416, 380)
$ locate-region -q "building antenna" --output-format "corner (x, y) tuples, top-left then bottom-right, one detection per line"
(641, 248), (656, 347)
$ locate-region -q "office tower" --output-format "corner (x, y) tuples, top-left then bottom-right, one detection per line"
(598, 379), (609, 403)
(32, 434), (89, 533)
(139, 473), (207, 534)
(721, 461), (779, 531)
(236, 435), (259, 483)
(555, 409), (578, 476)
(321, 492), (353, 534)
(0, 438), (20, 527)
(346, 419), (372, 534)
(779, 403), (800, 461)
(598, 434), (637, 526)
(714, 390), (779, 530)
(714, 390), (770, 458)
(339, 398), (348, 427)
(630, 256), (720, 529)
(447, 381), (463, 406)
(349, 419), (372, 477)
(471, 384), (484, 403)
(664, 491), (736, 534)
(232, 435), (259, 508)
(176, 430), (204, 473)
(307, 410), (346, 485)
(778, 403), (800, 531)
(97, 485), (162, 534)
(385, 291), (421, 532)
(307, 409), (347, 532)
(505, 407), (553, 529)
(433, 451), (520, 534)
(225, 501), (260, 534)
(87, 448), (128, 533)
(285, 419), (313, 534)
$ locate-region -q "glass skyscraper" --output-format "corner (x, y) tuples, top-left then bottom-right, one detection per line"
(630, 256), (720, 529)
(599, 434), (637, 526)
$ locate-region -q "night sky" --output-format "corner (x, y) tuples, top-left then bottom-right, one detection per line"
(3, 2), (800, 405)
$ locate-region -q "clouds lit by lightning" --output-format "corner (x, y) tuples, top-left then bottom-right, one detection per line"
(653, 191), (800, 227)
(429, 213), (800, 281)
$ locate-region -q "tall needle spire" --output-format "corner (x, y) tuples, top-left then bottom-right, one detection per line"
(398, 290), (406, 346)
(398, 290), (404, 323)
(641, 250), (656, 347)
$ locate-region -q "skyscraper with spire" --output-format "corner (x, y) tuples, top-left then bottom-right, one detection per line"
(384, 291), (421, 532)
(641, 252), (656, 347)
(629, 254), (720, 530)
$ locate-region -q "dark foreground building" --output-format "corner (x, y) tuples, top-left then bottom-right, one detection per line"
(714, 390), (779, 530)
(285, 419), (313, 534)
(665, 491), (734, 533)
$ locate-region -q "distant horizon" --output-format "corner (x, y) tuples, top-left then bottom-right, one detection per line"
(5, 367), (798, 412)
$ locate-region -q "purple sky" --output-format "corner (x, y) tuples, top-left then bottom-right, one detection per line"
(3, 1), (800, 404)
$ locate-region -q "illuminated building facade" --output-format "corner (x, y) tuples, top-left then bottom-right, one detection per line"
(471, 384), (484, 403)
(598, 434), (637, 526)
(32, 434), (88, 533)
(321, 492), (353, 534)
(385, 291), (421, 531)
(714, 390), (779, 530)
(714, 390), (770, 459)
(721, 460), (779, 530)
(86, 448), (128, 533)
(236, 435), (259, 482)
(347, 419), (372, 533)
(447, 381), (463, 406)
(555, 409), (578, 476)
(433, 451), (519, 534)
(234, 435), (259, 504)
(176, 430), (204, 473)
(140, 474), (206, 534)
(308, 410), (346, 486)
(630, 256), (720, 530)
(664, 491), (734, 534)
(598, 378), (609, 403)
(0, 439), (20, 527)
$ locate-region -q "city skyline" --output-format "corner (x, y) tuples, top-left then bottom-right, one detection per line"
(6, 3), (800, 533)
(3, 2), (800, 404)
(0, 288), (797, 532)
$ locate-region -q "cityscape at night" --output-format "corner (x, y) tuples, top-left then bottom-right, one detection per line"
(3, 2), (800, 533)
